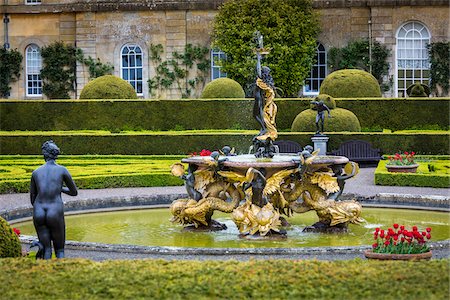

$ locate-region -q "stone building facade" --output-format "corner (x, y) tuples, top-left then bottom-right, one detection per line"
(1, 0), (449, 99)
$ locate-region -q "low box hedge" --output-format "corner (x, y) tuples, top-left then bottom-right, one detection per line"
(0, 155), (184, 193)
(1, 98), (448, 131)
(1, 130), (449, 155)
(0, 258), (448, 299)
(374, 160), (450, 188)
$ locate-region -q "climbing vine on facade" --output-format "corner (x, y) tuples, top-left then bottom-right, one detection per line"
(40, 42), (77, 99)
(328, 39), (391, 90)
(0, 48), (23, 98)
(428, 42), (449, 96)
(76, 49), (114, 79)
(147, 44), (210, 98)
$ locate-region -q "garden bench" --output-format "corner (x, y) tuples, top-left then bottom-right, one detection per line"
(330, 140), (382, 166)
(274, 140), (302, 154)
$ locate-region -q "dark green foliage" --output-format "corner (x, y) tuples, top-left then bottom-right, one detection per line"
(0, 48), (23, 98)
(406, 83), (430, 97)
(79, 75), (137, 99)
(428, 42), (450, 96)
(0, 259), (449, 299)
(310, 94), (336, 109)
(40, 42), (77, 99)
(212, 0), (319, 97)
(291, 108), (361, 132)
(0, 217), (21, 258)
(320, 69), (382, 98)
(1, 98), (449, 132)
(76, 49), (114, 79)
(148, 44), (210, 98)
(375, 161), (450, 188)
(201, 78), (245, 98)
(328, 39), (391, 88)
(0, 131), (448, 155)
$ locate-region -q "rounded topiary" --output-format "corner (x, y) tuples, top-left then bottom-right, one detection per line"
(407, 83), (430, 97)
(201, 78), (245, 98)
(291, 108), (361, 132)
(320, 69), (382, 98)
(80, 75), (138, 99)
(0, 217), (21, 258)
(310, 94), (336, 110)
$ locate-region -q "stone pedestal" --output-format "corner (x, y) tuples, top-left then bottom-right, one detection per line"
(311, 135), (329, 156)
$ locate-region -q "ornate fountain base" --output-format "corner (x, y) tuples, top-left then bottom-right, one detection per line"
(303, 221), (349, 233)
(183, 220), (228, 232)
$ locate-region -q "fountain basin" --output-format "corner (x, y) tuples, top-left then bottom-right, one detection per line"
(14, 207), (449, 249)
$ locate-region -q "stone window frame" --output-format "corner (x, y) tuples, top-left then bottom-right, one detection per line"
(303, 43), (327, 96)
(211, 49), (227, 80)
(25, 44), (43, 97)
(120, 44), (144, 96)
(25, 0), (41, 5)
(395, 21), (431, 97)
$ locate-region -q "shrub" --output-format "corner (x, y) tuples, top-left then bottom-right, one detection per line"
(0, 217), (21, 258)
(310, 94), (336, 109)
(319, 69), (382, 98)
(406, 83), (430, 97)
(291, 108), (361, 132)
(201, 78), (245, 98)
(79, 75), (137, 99)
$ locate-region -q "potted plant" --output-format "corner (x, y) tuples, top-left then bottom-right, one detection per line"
(365, 224), (432, 260)
(386, 151), (419, 173)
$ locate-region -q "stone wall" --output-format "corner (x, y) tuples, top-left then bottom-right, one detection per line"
(1, 0), (449, 99)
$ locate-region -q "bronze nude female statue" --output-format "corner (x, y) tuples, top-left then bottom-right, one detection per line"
(30, 141), (78, 259)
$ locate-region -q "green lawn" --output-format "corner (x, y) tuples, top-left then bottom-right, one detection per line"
(0, 155), (184, 193)
(0, 258), (448, 299)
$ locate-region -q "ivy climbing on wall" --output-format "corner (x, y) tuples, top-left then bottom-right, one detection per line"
(148, 44), (210, 98)
(76, 49), (114, 80)
(328, 39), (391, 91)
(428, 42), (450, 96)
(0, 48), (23, 98)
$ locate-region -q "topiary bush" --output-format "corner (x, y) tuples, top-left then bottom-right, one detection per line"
(80, 75), (138, 99)
(291, 108), (361, 132)
(406, 83), (430, 97)
(319, 69), (382, 98)
(0, 217), (21, 258)
(200, 78), (245, 98)
(310, 94), (336, 109)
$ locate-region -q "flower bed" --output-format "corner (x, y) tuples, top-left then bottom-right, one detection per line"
(374, 159), (450, 188)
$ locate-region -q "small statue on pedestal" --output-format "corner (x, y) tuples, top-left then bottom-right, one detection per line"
(30, 141), (77, 259)
(311, 100), (331, 135)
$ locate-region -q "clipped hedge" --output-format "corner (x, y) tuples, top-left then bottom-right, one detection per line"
(0, 155), (184, 193)
(1, 98), (448, 131)
(201, 78), (245, 98)
(291, 108), (361, 132)
(320, 69), (382, 98)
(0, 259), (449, 299)
(0, 131), (448, 155)
(79, 75), (137, 99)
(374, 160), (450, 188)
(0, 217), (21, 258)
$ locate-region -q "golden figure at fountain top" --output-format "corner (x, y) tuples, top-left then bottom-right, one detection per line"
(252, 31), (278, 158)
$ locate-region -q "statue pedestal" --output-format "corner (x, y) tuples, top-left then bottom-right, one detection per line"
(311, 135), (329, 156)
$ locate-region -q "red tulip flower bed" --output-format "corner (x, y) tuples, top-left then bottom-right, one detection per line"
(372, 224), (431, 254)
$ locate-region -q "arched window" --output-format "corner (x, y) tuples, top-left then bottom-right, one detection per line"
(303, 43), (327, 96)
(25, 44), (42, 96)
(120, 44), (143, 95)
(211, 49), (227, 80)
(396, 22), (430, 97)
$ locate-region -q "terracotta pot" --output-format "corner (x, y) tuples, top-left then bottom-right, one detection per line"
(364, 250), (432, 261)
(386, 164), (419, 173)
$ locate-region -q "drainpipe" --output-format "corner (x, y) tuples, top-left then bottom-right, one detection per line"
(3, 13), (9, 49)
(368, 8), (373, 74)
